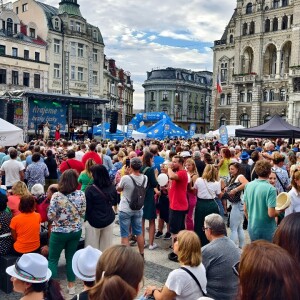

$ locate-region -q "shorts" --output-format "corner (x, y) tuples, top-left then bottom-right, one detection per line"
(119, 210), (143, 238)
(169, 209), (186, 234)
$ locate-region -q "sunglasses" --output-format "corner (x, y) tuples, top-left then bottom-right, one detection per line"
(14, 258), (37, 281)
(232, 261), (240, 277)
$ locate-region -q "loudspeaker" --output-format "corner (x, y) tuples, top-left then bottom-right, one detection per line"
(109, 111), (118, 133)
(6, 102), (14, 124)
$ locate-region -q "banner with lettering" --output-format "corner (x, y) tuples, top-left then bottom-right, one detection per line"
(219, 125), (228, 145)
(188, 123), (196, 138)
(28, 101), (67, 133)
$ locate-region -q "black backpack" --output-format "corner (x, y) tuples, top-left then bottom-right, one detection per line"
(128, 175), (147, 210)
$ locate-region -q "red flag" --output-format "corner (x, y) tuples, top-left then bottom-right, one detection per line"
(216, 73), (222, 94)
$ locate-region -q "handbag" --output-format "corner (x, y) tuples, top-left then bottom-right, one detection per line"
(222, 182), (242, 203)
(181, 267), (206, 296)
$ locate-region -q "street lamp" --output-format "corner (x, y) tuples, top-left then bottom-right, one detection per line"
(117, 82), (126, 134)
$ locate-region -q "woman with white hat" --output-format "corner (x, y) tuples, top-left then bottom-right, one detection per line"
(6, 252), (64, 300)
(71, 246), (102, 300)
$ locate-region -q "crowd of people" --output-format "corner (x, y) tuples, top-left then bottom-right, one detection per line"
(0, 136), (300, 299)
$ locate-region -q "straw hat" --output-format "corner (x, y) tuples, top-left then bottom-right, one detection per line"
(6, 253), (51, 283)
(72, 246), (102, 281)
(275, 192), (291, 211)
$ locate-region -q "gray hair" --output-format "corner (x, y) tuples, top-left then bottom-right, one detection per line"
(31, 183), (44, 196)
(204, 213), (227, 236)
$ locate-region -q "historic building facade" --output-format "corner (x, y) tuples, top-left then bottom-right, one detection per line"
(212, 0), (300, 129)
(143, 68), (212, 133)
(0, 3), (48, 120)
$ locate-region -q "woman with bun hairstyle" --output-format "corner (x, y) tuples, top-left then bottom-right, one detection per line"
(89, 244), (144, 300)
(238, 240), (300, 300)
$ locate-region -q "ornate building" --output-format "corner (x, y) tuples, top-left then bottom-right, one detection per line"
(211, 0), (300, 129)
(143, 68), (212, 133)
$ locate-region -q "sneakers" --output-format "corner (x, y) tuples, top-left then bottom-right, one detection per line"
(168, 252), (178, 262)
(144, 242), (149, 248)
(149, 243), (158, 250)
(67, 286), (76, 295)
(163, 232), (172, 240)
(155, 231), (163, 239)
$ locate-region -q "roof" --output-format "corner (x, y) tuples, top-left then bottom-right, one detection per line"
(58, 2), (83, 18)
(220, 10), (237, 41)
(36, 1), (58, 30)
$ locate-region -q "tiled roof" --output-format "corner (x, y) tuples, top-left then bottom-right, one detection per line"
(36, 1), (58, 30)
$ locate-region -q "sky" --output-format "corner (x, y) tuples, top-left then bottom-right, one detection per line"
(13, 0), (237, 109)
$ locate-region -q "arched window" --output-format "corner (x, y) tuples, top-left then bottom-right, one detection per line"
(273, 0), (280, 8)
(250, 21), (255, 34)
(281, 41), (291, 75)
(243, 23), (248, 35)
(7, 18), (13, 36)
(227, 94), (232, 105)
(220, 94), (226, 106)
(265, 19), (270, 32)
(273, 18), (278, 31)
(247, 91), (252, 102)
(220, 117), (226, 127)
(229, 34), (234, 43)
(194, 107), (198, 119)
(282, 0), (288, 7)
(263, 44), (277, 75)
(265, 6), (269, 11)
(280, 89), (286, 101)
(242, 47), (254, 74)
(263, 90), (268, 101)
(246, 3), (253, 14)
(240, 114), (250, 128)
(282, 15), (288, 30)
(270, 89), (275, 101)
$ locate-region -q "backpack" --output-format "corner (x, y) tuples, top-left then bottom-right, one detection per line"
(128, 175), (147, 210)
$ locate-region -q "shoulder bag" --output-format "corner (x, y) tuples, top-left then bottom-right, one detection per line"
(180, 267), (206, 296)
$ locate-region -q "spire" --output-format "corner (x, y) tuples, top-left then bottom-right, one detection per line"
(58, 0), (82, 17)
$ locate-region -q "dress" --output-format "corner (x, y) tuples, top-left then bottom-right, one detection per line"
(141, 166), (158, 220)
(55, 127), (60, 140)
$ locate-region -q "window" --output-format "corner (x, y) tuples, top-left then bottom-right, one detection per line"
(93, 71), (98, 85)
(220, 94), (226, 106)
(270, 89), (275, 101)
(24, 50), (29, 59)
(71, 66), (75, 80)
(34, 74), (40, 88)
(54, 64), (60, 78)
(243, 23), (248, 35)
(93, 30), (98, 41)
(229, 35), (234, 43)
(150, 91), (155, 101)
(273, 0), (280, 8)
(282, 0), (288, 7)
(246, 3), (252, 14)
(265, 19), (270, 32)
(29, 28), (35, 38)
(239, 92), (245, 103)
(12, 71), (19, 85)
(23, 72), (30, 87)
(70, 20), (74, 31)
(0, 45), (5, 55)
(70, 42), (76, 56)
(16, 7), (19, 14)
(0, 69), (6, 84)
(12, 47), (18, 57)
(14, 24), (17, 34)
(291, 15), (293, 25)
(227, 94), (231, 105)
(93, 49), (98, 62)
(240, 114), (250, 128)
(273, 18), (278, 31)
(249, 21), (255, 34)
(280, 89), (286, 101)
(221, 63), (228, 82)
(35, 52), (40, 61)
(76, 22), (81, 32)
(55, 19), (59, 29)
(220, 117), (226, 126)
(7, 18), (13, 36)
(263, 90), (268, 101)
(54, 39), (60, 54)
(163, 91), (168, 101)
(78, 67), (83, 81)
(22, 3), (28, 12)
(78, 43), (84, 57)
(247, 92), (252, 102)
(282, 15), (288, 30)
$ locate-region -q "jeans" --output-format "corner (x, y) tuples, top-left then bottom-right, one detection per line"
(119, 210), (143, 238)
(230, 202), (245, 248)
(215, 198), (224, 217)
(48, 230), (81, 282)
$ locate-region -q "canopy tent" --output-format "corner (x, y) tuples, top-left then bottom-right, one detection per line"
(235, 115), (300, 138)
(142, 118), (188, 139)
(212, 125), (245, 137)
(0, 118), (24, 146)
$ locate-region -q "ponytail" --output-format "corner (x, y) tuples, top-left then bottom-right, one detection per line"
(44, 279), (64, 300)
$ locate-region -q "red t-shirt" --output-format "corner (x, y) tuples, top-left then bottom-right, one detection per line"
(59, 159), (84, 189)
(169, 169), (188, 211)
(81, 152), (102, 166)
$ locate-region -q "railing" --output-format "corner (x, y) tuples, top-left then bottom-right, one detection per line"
(214, 39), (227, 46)
(232, 74), (257, 82)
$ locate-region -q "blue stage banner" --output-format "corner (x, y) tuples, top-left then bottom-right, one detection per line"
(127, 123), (134, 138)
(189, 123), (196, 138)
(219, 125), (228, 145)
(28, 101), (67, 133)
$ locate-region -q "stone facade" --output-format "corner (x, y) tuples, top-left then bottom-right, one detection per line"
(143, 68), (212, 133)
(212, 0), (300, 129)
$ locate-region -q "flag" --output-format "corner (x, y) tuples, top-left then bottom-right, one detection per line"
(216, 72), (222, 94)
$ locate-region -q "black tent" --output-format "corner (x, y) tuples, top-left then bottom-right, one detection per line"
(235, 114), (300, 138)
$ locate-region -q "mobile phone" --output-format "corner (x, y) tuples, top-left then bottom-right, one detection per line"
(126, 158), (130, 167)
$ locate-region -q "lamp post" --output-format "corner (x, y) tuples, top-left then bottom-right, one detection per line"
(117, 82), (126, 134)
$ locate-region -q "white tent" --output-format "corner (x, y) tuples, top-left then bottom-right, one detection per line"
(0, 118), (24, 146)
(131, 130), (147, 140)
(211, 125), (245, 137)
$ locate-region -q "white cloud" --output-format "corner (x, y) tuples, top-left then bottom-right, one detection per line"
(12, 0), (236, 109)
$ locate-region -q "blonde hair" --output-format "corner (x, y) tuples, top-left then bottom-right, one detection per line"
(12, 181), (30, 197)
(177, 230), (201, 267)
(202, 164), (218, 182)
(185, 158), (199, 176)
(291, 170), (300, 193)
(84, 158), (96, 178)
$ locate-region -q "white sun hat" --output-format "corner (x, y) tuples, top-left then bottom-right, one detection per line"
(6, 253), (51, 283)
(275, 192), (291, 211)
(72, 246), (102, 281)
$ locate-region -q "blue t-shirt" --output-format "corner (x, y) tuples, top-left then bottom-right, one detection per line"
(153, 155), (165, 173)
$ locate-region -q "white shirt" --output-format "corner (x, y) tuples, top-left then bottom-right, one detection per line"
(285, 187), (300, 216)
(165, 264), (207, 300)
(0, 159), (25, 186)
(194, 178), (221, 199)
(75, 150), (85, 162)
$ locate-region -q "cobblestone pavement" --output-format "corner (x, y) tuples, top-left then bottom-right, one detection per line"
(0, 216), (249, 299)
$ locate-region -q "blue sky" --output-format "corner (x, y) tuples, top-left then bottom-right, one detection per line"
(19, 0), (237, 108)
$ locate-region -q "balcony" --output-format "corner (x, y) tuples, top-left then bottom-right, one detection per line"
(232, 73), (257, 83)
(214, 39), (227, 46)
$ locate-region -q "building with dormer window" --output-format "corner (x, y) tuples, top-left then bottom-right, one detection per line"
(211, 0), (300, 129)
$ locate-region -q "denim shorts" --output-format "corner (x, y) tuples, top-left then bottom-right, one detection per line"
(119, 210), (143, 238)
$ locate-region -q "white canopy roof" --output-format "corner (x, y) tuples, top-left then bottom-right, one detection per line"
(0, 118), (24, 146)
